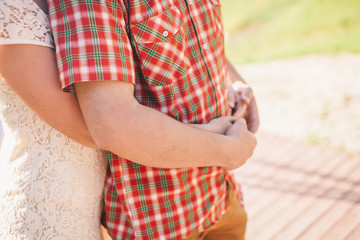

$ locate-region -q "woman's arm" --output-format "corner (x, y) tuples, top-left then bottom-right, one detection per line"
(0, 44), (97, 147)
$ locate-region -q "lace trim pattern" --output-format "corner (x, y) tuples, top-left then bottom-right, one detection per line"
(0, 0), (54, 47)
(0, 77), (107, 240)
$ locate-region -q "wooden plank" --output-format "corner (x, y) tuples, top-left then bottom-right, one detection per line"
(235, 134), (302, 184)
(246, 146), (330, 222)
(272, 155), (360, 240)
(296, 201), (352, 240)
(236, 139), (313, 213)
(245, 192), (300, 240)
(233, 138), (305, 218)
(320, 203), (360, 240)
(239, 137), (339, 239)
(248, 149), (349, 240)
(232, 133), (360, 240)
(251, 132), (283, 157)
(319, 170), (360, 240)
(296, 155), (360, 239)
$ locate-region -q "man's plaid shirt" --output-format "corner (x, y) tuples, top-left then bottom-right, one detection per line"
(49, 0), (243, 239)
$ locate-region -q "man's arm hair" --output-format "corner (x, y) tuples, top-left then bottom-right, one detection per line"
(74, 80), (255, 169)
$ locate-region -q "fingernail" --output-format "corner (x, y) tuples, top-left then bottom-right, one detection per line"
(242, 97), (250, 104)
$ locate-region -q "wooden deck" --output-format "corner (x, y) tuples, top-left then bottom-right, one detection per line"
(233, 132), (360, 240)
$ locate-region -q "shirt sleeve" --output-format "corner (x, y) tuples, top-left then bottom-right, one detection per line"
(48, 0), (135, 92)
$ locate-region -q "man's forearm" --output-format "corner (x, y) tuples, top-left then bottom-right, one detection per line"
(106, 101), (230, 168)
(74, 81), (244, 169)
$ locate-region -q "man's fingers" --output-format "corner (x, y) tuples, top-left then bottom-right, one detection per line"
(232, 106), (246, 118)
(232, 81), (253, 105)
(247, 117), (259, 133)
(229, 81), (259, 132)
(232, 97), (247, 117)
(225, 117), (247, 136)
(240, 86), (253, 105)
(234, 117), (247, 126)
(246, 99), (260, 133)
(227, 83), (236, 108)
(222, 115), (239, 122)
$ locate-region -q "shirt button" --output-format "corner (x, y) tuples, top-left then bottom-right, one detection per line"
(188, 0), (194, 4)
(203, 43), (209, 50)
(163, 31), (169, 37)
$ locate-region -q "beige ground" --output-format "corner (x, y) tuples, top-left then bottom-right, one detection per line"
(237, 54), (360, 154)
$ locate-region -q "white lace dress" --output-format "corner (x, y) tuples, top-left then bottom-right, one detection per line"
(0, 0), (107, 239)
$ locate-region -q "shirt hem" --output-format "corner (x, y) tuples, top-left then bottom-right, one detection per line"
(0, 39), (54, 48)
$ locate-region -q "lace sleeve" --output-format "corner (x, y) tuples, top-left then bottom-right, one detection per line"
(0, 0), (54, 48)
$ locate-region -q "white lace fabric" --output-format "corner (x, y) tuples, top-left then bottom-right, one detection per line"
(0, 0), (107, 239)
(0, 0), (54, 47)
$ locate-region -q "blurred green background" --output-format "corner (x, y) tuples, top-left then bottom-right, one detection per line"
(222, 0), (360, 64)
(221, 0), (360, 154)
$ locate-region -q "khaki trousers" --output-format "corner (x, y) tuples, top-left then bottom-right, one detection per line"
(183, 188), (247, 240)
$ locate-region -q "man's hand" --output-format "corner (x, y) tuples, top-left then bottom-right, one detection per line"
(226, 58), (260, 133)
(190, 116), (238, 135)
(228, 82), (259, 133)
(222, 118), (257, 170)
(206, 116), (238, 134)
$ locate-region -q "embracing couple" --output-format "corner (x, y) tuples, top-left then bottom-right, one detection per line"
(0, 0), (258, 239)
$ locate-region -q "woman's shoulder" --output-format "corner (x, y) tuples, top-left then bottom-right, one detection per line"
(0, 0), (54, 48)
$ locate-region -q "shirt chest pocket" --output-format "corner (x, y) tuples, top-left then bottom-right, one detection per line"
(131, 6), (189, 86)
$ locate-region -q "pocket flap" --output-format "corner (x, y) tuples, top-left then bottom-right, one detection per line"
(131, 6), (184, 44)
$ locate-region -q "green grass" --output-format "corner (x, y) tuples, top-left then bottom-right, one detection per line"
(222, 0), (360, 64)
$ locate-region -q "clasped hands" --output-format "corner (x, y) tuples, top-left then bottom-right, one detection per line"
(207, 81), (259, 134)
(228, 81), (259, 134)
(202, 81), (259, 169)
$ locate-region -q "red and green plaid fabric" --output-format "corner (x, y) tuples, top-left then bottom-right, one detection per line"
(49, 0), (243, 239)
